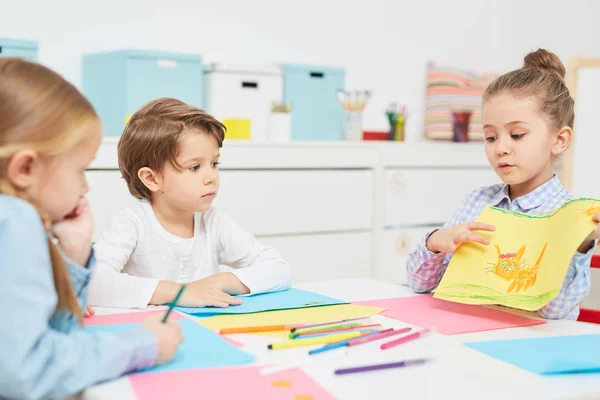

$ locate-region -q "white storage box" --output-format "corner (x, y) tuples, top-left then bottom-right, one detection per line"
(204, 64), (283, 142)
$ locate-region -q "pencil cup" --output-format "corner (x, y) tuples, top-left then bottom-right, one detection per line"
(267, 113), (291, 143)
(345, 111), (363, 141)
(451, 110), (472, 142)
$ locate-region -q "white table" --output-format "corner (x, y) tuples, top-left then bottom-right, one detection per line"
(84, 279), (600, 400)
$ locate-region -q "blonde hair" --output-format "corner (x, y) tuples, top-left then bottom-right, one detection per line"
(483, 49), (575, 130)
(0, 58), (99, 323)
(118, 97), (225, 201)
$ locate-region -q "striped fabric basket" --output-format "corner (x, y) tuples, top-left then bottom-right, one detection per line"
(424, 62), (497, 141)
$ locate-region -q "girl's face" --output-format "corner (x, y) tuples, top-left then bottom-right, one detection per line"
(482, 92), (570, 198)
(16, 122), (102, 223)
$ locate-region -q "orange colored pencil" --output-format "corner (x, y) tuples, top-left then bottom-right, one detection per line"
(219, 324), (301, 334)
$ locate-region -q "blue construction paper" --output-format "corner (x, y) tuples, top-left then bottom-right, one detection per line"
(465, 334), (600, 375)
(175, 288), (346, 316)
(83, 319), (254, 373)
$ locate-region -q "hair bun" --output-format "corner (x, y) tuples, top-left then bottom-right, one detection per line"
(523, 49), (566, 80)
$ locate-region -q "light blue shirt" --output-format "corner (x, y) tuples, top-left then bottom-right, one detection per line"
(0, 195), (158, 400)
(407, 175), (594, 320)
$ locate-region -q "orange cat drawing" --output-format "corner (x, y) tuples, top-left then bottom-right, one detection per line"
(487, 243), (548, 293)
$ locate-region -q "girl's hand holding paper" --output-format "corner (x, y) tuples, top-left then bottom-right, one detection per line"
(426, 222), (496, 254)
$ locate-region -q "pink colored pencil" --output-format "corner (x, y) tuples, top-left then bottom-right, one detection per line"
(347, 327), (412, 347)
(380, 328), (433, 350)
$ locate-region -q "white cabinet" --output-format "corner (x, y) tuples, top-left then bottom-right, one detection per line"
(384, 168), (498, 226)
(261, 232), (372, 282)
(216, 170), (373, 235)
(87, 169), (374, 240)
(381, 227), (433, 285)
(87, 140), (493, 283)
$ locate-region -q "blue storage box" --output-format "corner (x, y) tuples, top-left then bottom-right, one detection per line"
(282, 64), (345, 141)
(83, 50), (204, 137)
(0, 38), (38, 61)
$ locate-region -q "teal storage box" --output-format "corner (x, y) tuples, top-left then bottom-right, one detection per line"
(83, 50), (204, 137)
(0, 38), (38, 61)
(282, 64), (345, 141)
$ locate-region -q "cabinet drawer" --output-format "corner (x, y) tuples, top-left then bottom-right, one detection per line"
(259, 232), (372, 282)
(384, 168), (497, 226)
(87, 169), (374, 240)
(216, 170), (373, 235)
(380, 227), (432, 285)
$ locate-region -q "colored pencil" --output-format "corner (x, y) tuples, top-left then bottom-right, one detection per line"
(292, 322), (362, 336)
(290, 317), (368, 333)
(162, 284), (186, 323)
(380, 327), (433, 350)
(347, 327), (412, 347)
(219, 324), (302, 334)
(309, 328), (394, 355)
(294, 324), (382, 338)
(296, 328), (378, 340)
(335, 358), (432, 375)
(268, 331), (365, 350)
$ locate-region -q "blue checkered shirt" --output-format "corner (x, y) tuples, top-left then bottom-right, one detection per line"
(406, 175), (594, 320)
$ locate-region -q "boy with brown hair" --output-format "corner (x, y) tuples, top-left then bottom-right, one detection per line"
(89, 98), (291, 308)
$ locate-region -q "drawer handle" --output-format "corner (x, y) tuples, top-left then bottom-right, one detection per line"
(390, 171), (407, 194)
(309, 71), (325, 78)
(0, 47), (3, 54)
(241, 81), (258, 89)
(395, 233), (413, 256)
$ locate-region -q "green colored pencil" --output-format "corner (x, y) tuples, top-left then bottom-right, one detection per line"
(162, 284), (186, 323)
(290, 322), (362, 338)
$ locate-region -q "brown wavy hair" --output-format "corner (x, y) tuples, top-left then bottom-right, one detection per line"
(483, 48), (574, 130)
(118, 97), (226, 201)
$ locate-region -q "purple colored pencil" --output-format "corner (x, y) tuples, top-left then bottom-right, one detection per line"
(334, 358), (432, 375)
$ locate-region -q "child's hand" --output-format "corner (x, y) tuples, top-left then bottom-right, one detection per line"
(51, 196), (94, 267)
(578, 213), (600, 253)
(83, 304), (95, 318)
(179, 274), (245, 308)
(426, 222), (496, 254)
(588, 213), (600, 240)
(141, 315), (184, 365)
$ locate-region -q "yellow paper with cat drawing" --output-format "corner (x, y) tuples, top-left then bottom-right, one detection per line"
(434, 198), (599, 311)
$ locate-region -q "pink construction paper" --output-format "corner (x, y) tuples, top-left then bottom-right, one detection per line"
(84, 311), (244, 347)
(221, 335), (243, 348)
(84, 310), (185, 326)
(354, 294), (545, 335)
(129, 366), (336, 400)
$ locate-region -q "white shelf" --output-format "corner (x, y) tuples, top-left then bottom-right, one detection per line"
(90, 138), (488, 170)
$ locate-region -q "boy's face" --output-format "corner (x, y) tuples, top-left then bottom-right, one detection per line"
(482, 92), (566, 194)
(158, 130), (220, 213)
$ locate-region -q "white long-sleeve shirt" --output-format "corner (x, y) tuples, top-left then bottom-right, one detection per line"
(88, 200), (292, 309)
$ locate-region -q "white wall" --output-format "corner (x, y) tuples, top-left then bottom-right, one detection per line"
(2, 0), (600, 141)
